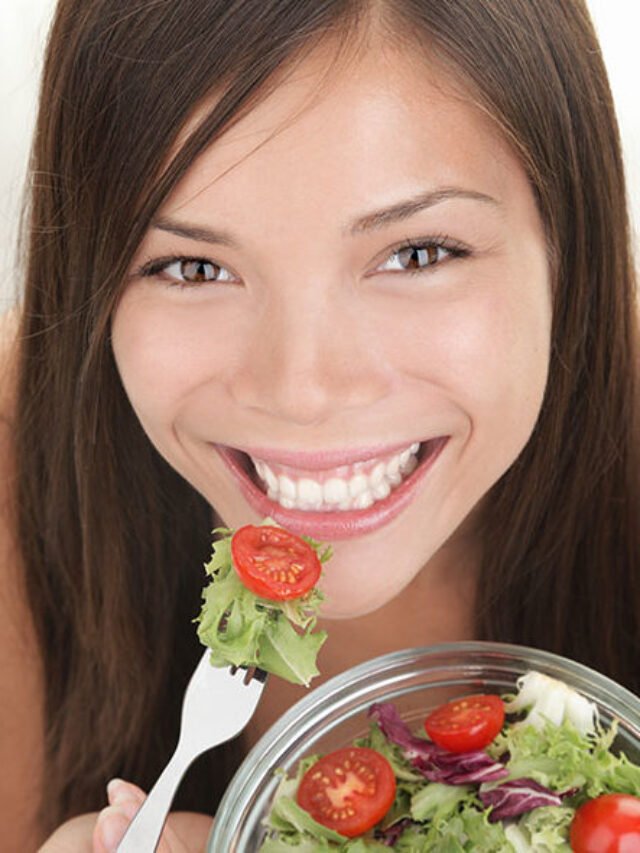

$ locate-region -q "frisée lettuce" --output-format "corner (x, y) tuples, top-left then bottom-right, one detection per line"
(196, 524), (331, 686)
(259, 672), (640, 850)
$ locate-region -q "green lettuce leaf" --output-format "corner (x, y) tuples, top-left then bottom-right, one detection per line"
(195, 525), (328, 685)
(505, 805), (573, 851)
(410, 782), (474, 823)
(488, 717), (640, 798)
(406, 803), (514, 852)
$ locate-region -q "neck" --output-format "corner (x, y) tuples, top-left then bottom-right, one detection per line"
(316, 528), (478, 678)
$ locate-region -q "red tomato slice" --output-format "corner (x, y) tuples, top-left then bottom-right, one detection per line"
(570, 794), (640, 853)
(424, 693), (505, 753)
(231, 524), (321, 601)
(296, 746), (396, 838)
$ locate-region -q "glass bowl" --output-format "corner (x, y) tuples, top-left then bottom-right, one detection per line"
(207, 641), (640, 851)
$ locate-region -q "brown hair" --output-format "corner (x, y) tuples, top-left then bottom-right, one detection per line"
(14, 0), (639, 834)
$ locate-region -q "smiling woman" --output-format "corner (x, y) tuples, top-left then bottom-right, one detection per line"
(2, 0), (639, 849)
(112, 42), (552, 623)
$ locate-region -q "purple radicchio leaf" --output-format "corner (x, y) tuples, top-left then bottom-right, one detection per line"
(374, 818), (417, 846)
(368, 702), (508, 785)
(368, 703), (441, 761)
(479, 778), (563, 822)
(412, 749), (509, 785)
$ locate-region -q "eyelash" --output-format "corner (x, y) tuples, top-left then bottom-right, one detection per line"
(375, 235), (470, 276)
(135, 235), (470, 288)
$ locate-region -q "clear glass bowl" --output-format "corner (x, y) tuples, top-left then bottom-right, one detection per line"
(207, 641), (640, 851)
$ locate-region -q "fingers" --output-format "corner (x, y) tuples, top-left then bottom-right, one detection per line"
(92, 780), (144, 853)
(93, 779), (188, 853)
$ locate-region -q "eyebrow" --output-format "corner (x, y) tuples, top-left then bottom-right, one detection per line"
(348, 187), (501, 234)
(152, 187), (500, 247)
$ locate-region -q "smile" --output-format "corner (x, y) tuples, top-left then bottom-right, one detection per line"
(216, 438), (448, 540)
(252, 442), (421, 512)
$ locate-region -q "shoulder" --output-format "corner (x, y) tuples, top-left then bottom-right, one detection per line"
(0, 306), (45, 848)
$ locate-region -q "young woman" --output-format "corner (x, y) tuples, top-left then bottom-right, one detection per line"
(1, 0), (638, 849)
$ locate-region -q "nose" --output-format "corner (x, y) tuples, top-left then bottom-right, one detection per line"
(226, 285), (391, 426)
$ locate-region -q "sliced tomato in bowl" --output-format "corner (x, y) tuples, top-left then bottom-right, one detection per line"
(424, 693), (505, 753)
(296, 746), (396, 837)
(231, 524), (322, 601)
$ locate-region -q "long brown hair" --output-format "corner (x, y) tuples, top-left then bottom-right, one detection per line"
(13, 0), (639, 834)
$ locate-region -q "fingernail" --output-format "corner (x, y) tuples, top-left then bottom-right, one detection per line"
(97, 806), (130, 852)
(106, 777), (126, 805)
(107, 777), (143, 807)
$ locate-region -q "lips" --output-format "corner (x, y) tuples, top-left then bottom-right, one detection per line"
(216, 437), (448, 540)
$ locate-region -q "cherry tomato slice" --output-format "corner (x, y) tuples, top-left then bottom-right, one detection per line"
(570, 794), (640, 853)
(231, 524), (321, 601)
(296, 746), (396, 838)
(424, 693), (505, 753)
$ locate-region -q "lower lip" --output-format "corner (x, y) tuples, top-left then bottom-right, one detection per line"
(216, 438), (448, 540)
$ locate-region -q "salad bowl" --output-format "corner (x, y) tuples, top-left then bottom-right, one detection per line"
(207, 641), (640, 850)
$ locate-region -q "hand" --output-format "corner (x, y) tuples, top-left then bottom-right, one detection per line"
(38, 779), (213, 853)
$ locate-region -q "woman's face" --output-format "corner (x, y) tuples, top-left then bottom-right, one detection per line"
(112, 42), (552, 618)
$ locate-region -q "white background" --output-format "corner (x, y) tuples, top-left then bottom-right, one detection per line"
(1, 0), (639, 309)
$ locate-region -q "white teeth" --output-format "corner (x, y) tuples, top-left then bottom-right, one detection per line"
(323, 478), (348, 503)
(386, 454), (400, 477)
(298, 478), (323, 509)
(372, 479), (391, 500)
(278, 475), (296, 500)
(370, 462), (386, 485)
(401, 454), (418, 476)
(353, 490), (374, 510)
(251, 441), (427, 512)
(398, 447), (412, 468)
(263, 465), (278, 492)
(348, 474), (369, 498)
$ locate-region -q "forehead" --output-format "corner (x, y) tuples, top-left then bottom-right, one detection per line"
(161, 39), (526, 227)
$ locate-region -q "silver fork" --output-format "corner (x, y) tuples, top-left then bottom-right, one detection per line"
(117, 649), (266, 852)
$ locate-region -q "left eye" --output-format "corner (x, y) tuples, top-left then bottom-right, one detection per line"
(377, 243), (453, 273)
(161, 258), (236, 284)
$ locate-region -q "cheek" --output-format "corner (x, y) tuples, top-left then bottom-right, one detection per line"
(110, 291), (238, 426)
(374, 273), (551, 439)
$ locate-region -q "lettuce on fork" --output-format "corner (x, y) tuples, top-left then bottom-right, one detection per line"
(195, 524), (331, 686)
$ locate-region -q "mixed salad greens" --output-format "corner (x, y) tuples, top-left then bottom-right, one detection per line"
(259, 672), (640, 851)
(196, 522), (331, 686)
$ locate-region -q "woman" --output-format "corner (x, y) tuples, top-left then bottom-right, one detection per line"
(1, 0), (638, 849)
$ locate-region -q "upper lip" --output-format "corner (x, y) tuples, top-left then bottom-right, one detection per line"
(218, 440), (426, 471)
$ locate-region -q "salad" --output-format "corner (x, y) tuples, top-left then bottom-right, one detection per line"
(259, 672), (640, 851)
(196, 522), (331, 685)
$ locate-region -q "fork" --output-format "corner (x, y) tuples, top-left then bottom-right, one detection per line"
(117, 649), (266, 852)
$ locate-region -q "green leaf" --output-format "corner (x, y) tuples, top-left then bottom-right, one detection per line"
(259, 616), (327, 686)
(489, 717), (640, 798)
(195, 524), (328, 685)
(410, 783), (473, 823)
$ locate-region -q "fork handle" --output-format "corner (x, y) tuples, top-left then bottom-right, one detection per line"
(116, 742), (193, 853)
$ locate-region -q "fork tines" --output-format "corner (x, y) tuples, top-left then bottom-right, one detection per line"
(229, 664), (269, 685)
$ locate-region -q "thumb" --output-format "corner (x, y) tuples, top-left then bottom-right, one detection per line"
(93, 779), (187, 853)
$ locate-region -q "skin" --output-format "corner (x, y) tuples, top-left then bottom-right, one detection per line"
(113, 40), (551, 620)
(28, 35), (552, 851)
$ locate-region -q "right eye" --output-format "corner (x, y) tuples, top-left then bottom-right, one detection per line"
(141, 256), (238, 286)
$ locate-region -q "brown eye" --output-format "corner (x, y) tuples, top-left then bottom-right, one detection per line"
(396, 245), (441, 269)
(161, 257), (236, 284)
(381, 243), (448, 273)
(181, 259), (219, 282)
